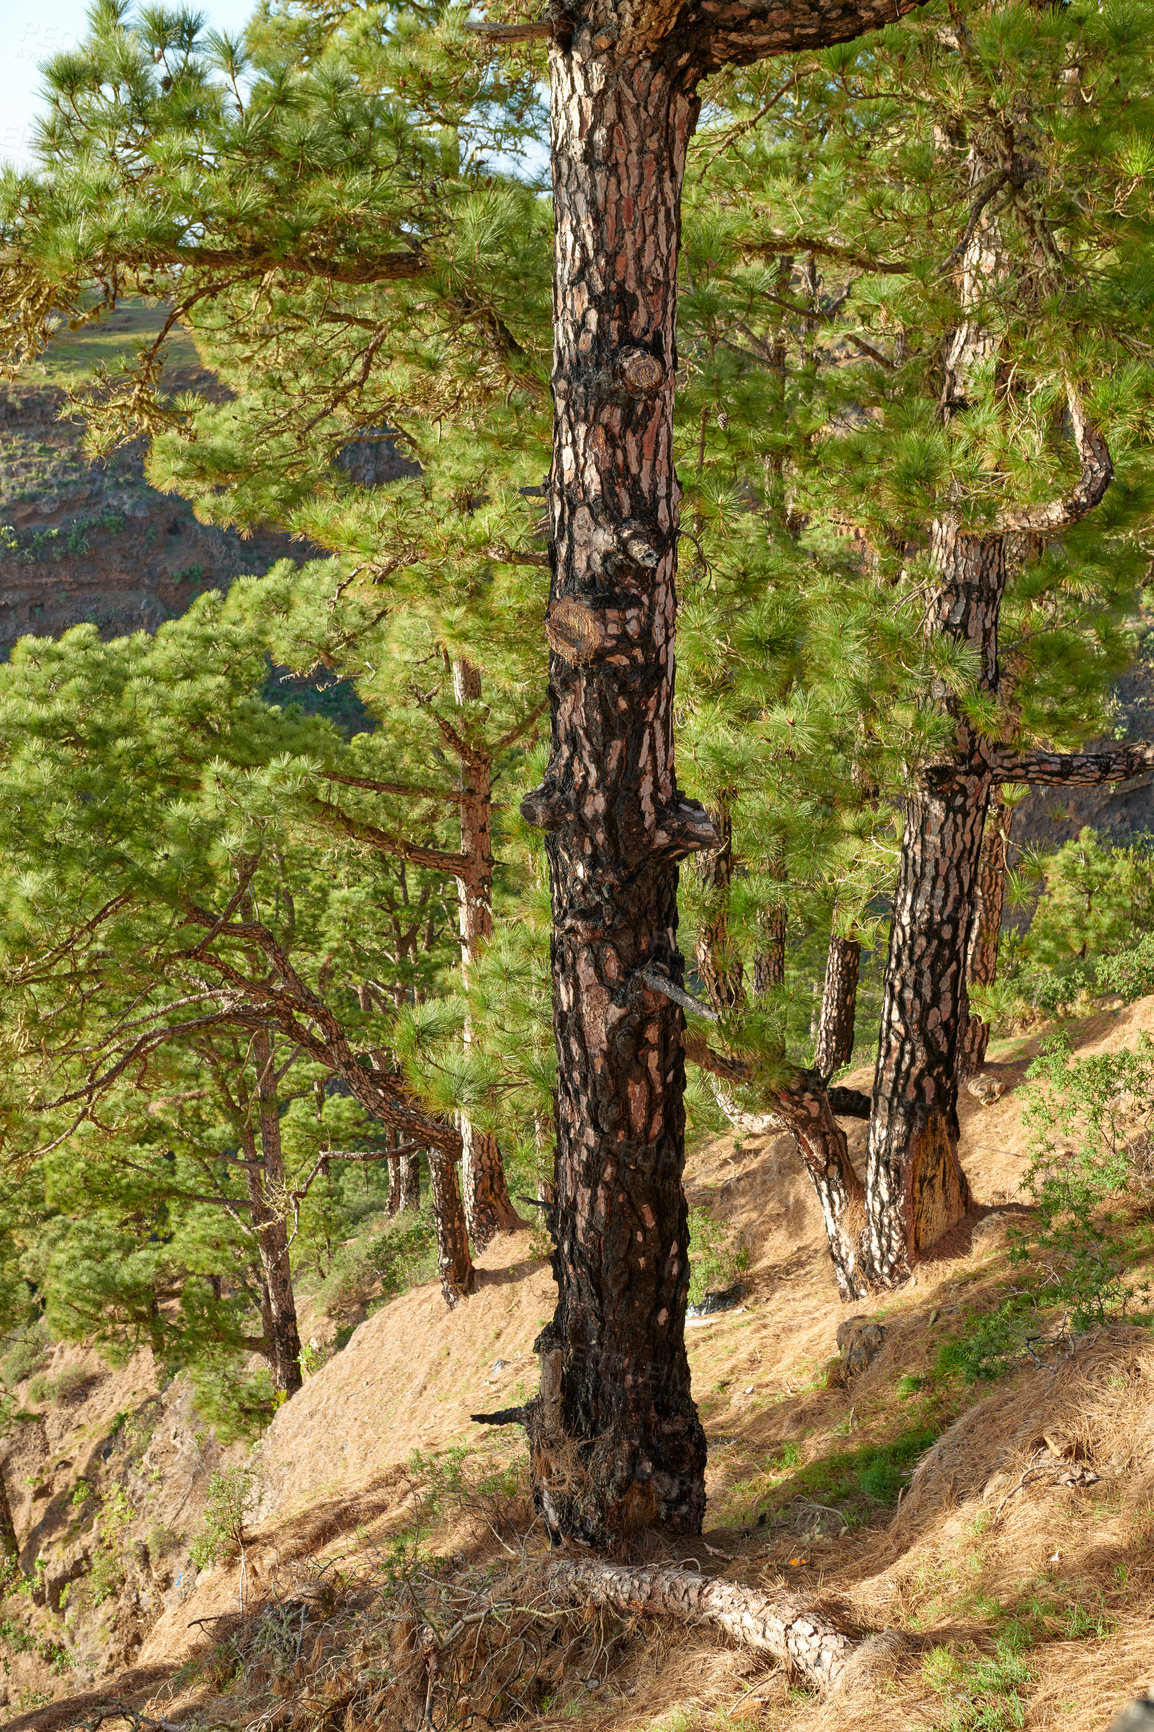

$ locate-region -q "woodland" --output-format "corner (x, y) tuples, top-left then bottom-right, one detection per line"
(1, 0), (1154, 1724)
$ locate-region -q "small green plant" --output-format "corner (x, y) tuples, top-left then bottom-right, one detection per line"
(189, 1465), (263, 1571)
(687, 1203), (750, 1307)
(754, 1422), (939, 1528)
(88, 1485), (135, 1605)
(937, 1035), (1154, 1383)
(924, 1640), (1033, 1731)
(70, 1479), (93, 1507)
(1, 1322), (51, 1389)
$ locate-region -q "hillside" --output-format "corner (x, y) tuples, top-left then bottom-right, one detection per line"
(5, 996), (1154, 1730)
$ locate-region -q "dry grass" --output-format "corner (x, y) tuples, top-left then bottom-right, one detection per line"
(15, 997), (1154, 1732)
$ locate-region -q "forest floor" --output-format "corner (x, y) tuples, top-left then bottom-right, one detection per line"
(5, 996), (1154, 1731)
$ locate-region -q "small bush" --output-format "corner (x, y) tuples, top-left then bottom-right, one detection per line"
(1, 1322), (51, 1388)
(88, 1485), (135, 1605)
(756, 1423), (939, 1527)
(27, 1366), (93, 1406)
(937, 1034), (1154, 1383)
(189, 1465), (263, 1571)
(687, 1204), (750, 1307)
(316, 1214), (438, 1318)
(190, 1361), (278, 1445)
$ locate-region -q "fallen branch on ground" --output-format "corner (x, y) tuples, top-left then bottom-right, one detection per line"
(547, 1557), (869, 1692)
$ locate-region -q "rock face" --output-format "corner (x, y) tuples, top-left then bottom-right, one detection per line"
(835, 1317), (887, 1379)
(0, 384), (302, 649)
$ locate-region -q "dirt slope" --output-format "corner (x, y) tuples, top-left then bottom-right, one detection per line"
(7, 997), (1154, 1729)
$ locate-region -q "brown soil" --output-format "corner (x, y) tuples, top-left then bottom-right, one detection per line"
(6, 999), (1154, 1729)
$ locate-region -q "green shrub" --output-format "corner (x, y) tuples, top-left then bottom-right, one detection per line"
(189, 1465), (262, 1571)
(189, 1361), (278, 1445)
(687, 1204), (750, 1307)
(88, 1485), (135, 1605)
(756, 1423), (939, 1527)
(316, 1213), (438, 1318)
(1, 1322), (51, 1388)
(937, 1034), (1154, 1383)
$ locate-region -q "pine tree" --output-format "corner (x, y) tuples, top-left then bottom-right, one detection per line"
(663, 0), (1154, 1293)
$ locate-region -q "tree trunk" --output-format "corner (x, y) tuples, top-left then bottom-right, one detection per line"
(0, 1457), (18, 1568)
(519, 36), (713, 1547)
(958, 795), (1012, 1079)
(427, 1150), (475, 1306)
(813, 931), (860, 1078)
(862, 523), (1005, 1284)
(249, 1030), (303, 1398)
(695, 796), (744, 1012)
(454, 660), (522, 1249)
(772, 1072), (868, 1301)
(752, 843), (787, 992)
(399, 1150), (421, 1212)
(386, 1151), (402, 1216)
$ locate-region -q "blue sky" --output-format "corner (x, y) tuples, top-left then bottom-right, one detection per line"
(1, 0), (259, 170)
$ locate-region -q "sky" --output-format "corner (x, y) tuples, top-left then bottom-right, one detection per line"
(1, 0), (259, 170)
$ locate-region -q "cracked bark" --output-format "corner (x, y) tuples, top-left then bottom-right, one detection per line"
(814, 931), (860, 1078)
(428, 1151), (475, 1305)
(958, 794), (1012, 1079)
(515, 0), (931, 1544)
(549, 1558), (866, 1693)
(399, 1150), (422, 1211)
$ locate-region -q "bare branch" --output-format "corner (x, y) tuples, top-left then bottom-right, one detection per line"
(990, 741), (1154, 785)
(998, 388), (1113, 532)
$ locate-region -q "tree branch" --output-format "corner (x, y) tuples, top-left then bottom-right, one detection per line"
(696, 0), (928, 72)
(997, 388), (1113, 532)
(464, 18), (552, 40)
(989, 741), (1154, 785)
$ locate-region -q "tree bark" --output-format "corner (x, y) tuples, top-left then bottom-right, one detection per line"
(386, 1151), (402, 1215)
(548, 1558), (863, 1693)
(862, 522), (1007, 1284)
(427, 1151), (475, 1306)
(695, 796), (745, 1012)
(453, 659), (522, 1250)
(249, 1030), (303, 1398)
(519, 35), (713, 1547)
(813, 931), (860, 1078)
(399, 1149), (421, 1212)
(958, 795), (1012, 1079)
(752, 843), (787, 992)
(772, 1071), (868, 1300)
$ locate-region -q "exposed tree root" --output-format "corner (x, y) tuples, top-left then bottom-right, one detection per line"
(547, 1557), (877, 1693)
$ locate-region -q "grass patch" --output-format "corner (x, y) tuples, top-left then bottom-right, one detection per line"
(741, 1422), (941, 1529)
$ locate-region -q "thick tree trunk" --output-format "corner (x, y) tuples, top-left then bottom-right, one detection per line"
(814, 931), (860, 1078)
(863, 523), (1006, 1284)
(695, 797), (744, 1012)
(520, 36), (713, 1546)
(454, 660), (522, 1249)
(0, 1457), (18, 1567)
(250, 1030), (303, 1398)
(427, 1151), (475, 1306)
(958, 795), (1012, 1079)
